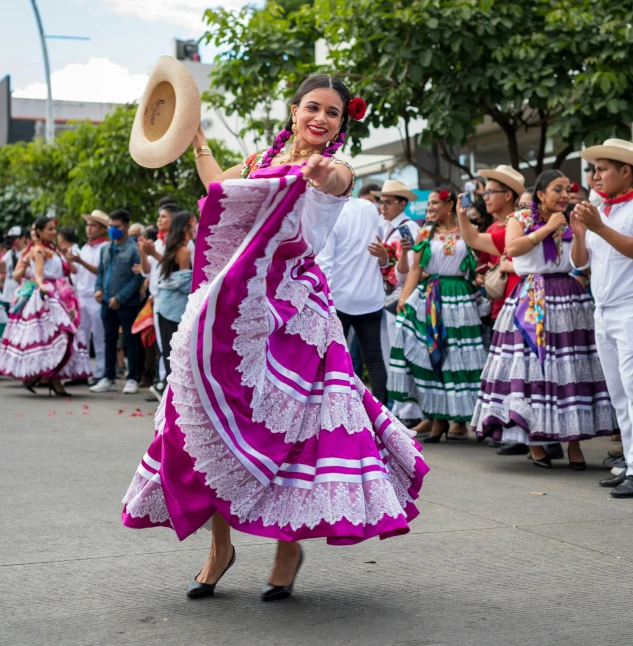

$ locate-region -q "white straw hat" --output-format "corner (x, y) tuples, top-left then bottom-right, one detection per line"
(371, 180), (418, 202)
(129, 56), (201, 169)
(81, 210), (109, 228)
(478, 165), (526, 196)
(580, 138), (633, 166)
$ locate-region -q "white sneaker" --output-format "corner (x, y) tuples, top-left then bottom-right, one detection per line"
(90, 378), (117, 393)
(122, 379), (139, 394)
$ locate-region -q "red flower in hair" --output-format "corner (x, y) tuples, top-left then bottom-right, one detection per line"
(348, 97), (367, 121)
(438, 189), (450, 202)
(569, 181), (580, 193)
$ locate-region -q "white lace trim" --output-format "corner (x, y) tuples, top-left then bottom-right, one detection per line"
(388, 370), (480, 419)
(409, 284), (484, 328)
(123, 472), (170, 524)
(472, 392), (617, 438)
(495, 295), (595, 334)
(480, 352), (607, 386)
(284, 305), (347, 358)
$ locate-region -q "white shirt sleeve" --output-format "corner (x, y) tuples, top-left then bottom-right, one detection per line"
(316, 225), (337, 286)
(570, 234), (592, 271)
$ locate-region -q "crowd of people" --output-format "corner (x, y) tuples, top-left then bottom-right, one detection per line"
(319, 152), (633, 500)
(0, 200), (195, 402)
(2, 68), (633, 607)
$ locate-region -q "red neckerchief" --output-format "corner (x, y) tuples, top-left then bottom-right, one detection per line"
(596, 189), (633, 216)
(88, 236), (109, 247)
(157, 231), (166, 241)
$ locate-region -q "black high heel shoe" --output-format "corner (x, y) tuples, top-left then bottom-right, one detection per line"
(568, 449), (586, 471)
(261, 546), (303, 602)
(531, 448), (552, 469)
(23, 378), (40, 394)
(49, 384), (71, 398)
(187, 546), (236, 599)
(423, 423), (449, 444)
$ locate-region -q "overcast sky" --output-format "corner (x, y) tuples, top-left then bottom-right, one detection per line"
(1, 0), (254, 103)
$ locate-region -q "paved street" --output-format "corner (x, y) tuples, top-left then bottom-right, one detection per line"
(1, 376), (632, 646)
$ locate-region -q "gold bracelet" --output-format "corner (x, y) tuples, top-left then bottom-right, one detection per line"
(194, 145), (213, 158)
(528, 233), (539, 246)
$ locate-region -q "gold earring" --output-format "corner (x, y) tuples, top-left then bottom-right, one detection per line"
(292, 123), (298, 135)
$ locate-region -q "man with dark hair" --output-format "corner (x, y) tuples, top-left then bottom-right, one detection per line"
(359, 183), (381, 208)
(573, 139), (633, 498)
(91, 208), (144, 395)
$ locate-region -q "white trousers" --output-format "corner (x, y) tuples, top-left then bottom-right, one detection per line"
(594, 306), (633, 476)
(381, 310), (423, 420)
(79, 296), (105, 379)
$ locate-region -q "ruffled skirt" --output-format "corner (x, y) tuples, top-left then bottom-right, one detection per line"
(472, 274), (617, 443)
(388, 275), (487, 422)
(0, 278), (91, 380)
(122, 167), (429, 544)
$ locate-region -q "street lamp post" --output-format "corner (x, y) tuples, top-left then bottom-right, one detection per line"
(29, 0), (54, 142)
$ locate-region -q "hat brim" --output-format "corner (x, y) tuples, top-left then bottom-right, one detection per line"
(129, 56), (201, 169)
(81, 214), (109, 228)
(479, 170), (525, 197)
(580, 145), (633, 166)
(370, 190), (418, 202)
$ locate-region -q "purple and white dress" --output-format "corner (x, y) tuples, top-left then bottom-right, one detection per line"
(0, 247), (91, 381)
(122, 164), (429, 544)
(472, 209), (617, 444)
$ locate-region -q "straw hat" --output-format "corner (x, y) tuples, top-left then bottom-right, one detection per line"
(371, 180), (418, 202)
(479, 165), (526, 196)
(580, 138), (633, 166)
(129, 56), (201, 169)
(81, 210), (109, 228)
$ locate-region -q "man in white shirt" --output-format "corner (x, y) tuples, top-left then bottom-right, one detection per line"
(69, 210), (110, 383)
(367, 180), (422, 426)
(317, 197), (388, 404)
(572, 138), (633, 498)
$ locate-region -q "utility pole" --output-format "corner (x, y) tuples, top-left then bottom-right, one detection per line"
(29, 0), (54, 142)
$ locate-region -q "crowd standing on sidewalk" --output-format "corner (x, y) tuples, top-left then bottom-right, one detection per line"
(1, 138), (632, 499)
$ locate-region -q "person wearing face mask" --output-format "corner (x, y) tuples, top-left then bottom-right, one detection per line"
(367, 180), (423, 430)
(572, 139), (633, 497)
(471, 170), (617, 469)
(0, 217), (91, 396)
(389, 187), (487, 442)
(91, 209), (144, 395)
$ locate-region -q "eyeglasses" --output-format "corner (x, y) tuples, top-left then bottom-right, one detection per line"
(380, 199), (404, 207)
(482, 190), (508, 198)
(517, 202), (532, 209)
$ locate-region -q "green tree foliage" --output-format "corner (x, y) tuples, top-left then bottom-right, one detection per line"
(0, 105), (240, 233)
(201, 0), (633, 183)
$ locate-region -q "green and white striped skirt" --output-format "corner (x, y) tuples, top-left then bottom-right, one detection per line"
(388, 275), (487, 422)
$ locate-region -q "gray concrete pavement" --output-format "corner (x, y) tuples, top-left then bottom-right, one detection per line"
(1, 376), (632, 646)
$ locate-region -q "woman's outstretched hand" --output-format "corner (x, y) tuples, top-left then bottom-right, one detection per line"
(301, 154), (336, 188)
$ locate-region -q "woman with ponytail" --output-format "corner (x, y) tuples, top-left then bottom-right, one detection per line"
(0, 217), (91, 396)
(122, 76), (428, 601)
(389, 188), (488, 442)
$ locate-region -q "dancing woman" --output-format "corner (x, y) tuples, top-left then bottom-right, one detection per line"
(122, 76), (428, 601)
(0, 217), (91, 396)
(388, 188), (487, 441)
(471, 170), (617, 467)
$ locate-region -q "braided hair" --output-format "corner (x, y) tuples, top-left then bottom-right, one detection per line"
(258, 75), (351, 170)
